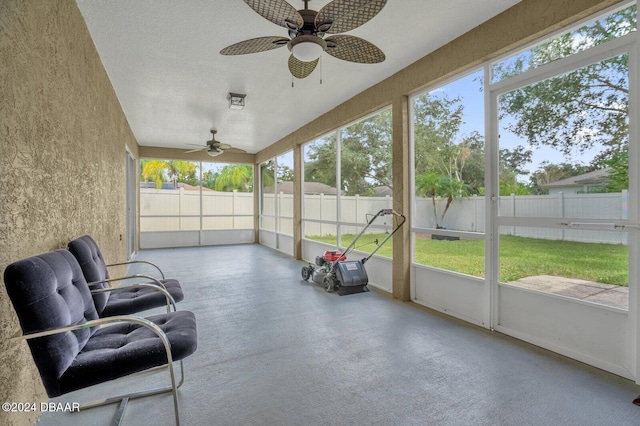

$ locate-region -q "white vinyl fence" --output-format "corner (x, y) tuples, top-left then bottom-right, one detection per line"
(140, 188), (254, 232)
(141, 188), (629, 244)
(415, 191), (629, 245)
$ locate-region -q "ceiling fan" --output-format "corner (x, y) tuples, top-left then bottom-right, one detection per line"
(185, 130), (245, 157)
(220, 0), (387, 79)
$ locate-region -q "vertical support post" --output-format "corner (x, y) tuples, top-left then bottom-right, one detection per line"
(320, 193), (325, 237)
(392, 95), (411, 301)
(232, 190), (238, 230)
(199, 163), (203, 246)
(355, 194), (359, 232)
(627, 41), (639, 383)
(485, 63), (499, 330)
(293, 143), (303, 259)
(511, 193), (516, 236)
(473, 194), (478, 232)
(253, 164), (260, 243)
(179, 186), (184, 231)
(558, 192), (565, 241)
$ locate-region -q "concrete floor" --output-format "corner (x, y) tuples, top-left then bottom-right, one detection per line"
(38, 244), (640, 426)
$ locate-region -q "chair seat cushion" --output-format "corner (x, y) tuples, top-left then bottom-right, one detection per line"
(58, 310), (197, 395)
(100, 279), (184, 317)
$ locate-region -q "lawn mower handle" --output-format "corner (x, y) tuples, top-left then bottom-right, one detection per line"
(338, 209), (406, 265)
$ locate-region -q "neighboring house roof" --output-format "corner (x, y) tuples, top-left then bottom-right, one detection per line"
(182, 183), (214, 191)
(543, 168), (611, 188)
(374, 186), (393, 197)
(264, 181), (344, 195)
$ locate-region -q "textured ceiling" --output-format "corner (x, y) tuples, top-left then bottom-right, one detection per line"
(76, 0), (521, 154)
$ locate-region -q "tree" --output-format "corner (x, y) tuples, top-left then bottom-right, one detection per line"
(529, 161), (594, 194)
(413, 93), (464, 177)
(603, 149), (628, 192)
(141, 159), (167, 189)
(458, 132), (485, 195)
(304, 110), (392, 195)
(164, 161), (197, 188)
(413, 92), (479, 227)
(494, 6), (635, 164)
(214, 164), (253, 192)
(202, 170), (218, 190)
(304, 135), (337, 190)
(277, 165), (294, 184)
(415, 172), (468, 228)
(140, 160), (198, 189)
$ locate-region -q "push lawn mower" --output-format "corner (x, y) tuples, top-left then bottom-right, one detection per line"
(301, 209), (405, 295)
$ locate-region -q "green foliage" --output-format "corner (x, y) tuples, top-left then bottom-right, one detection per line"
(494, 5), (635, 165)
(278, 165), (294, 183)
(202, 170), (218, 190)
(458, 132), (485, 194)
(603, 149), (629, 192)
(528, 161), (595, 194)
(499, 179), (531, 196)
(140, 160), (198, 188)
(413, 93), (464, 177)
(415, 172), (469, 227)
(308, 233), (628, 286)
(213, 164), (253, 192)
(261, 160), (276, 189)
(304, 110), (392, 195)
(141, 159), (168, 188)
(165, 161), (198, 188)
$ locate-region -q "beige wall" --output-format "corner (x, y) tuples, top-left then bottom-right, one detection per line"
(0, 1), (136, 425)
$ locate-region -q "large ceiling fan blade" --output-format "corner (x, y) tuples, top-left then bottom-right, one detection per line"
(243, 0), (304, 30)
(184, 147), (205, 154)
(220, 36), (289, 55)
(218, 143), (232, 150)
(325, 35), (385, 64)
(315, 0), (387, 34)
(288, 55), (319, 79)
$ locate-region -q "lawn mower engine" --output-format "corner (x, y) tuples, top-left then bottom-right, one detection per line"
(301, 250), (369, 295)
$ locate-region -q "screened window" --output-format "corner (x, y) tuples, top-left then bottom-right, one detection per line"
(491, 3), (636, 83)
(140, 159), (254, 233)
(302, 107), (393, 258)
(411, 69), (486, 277)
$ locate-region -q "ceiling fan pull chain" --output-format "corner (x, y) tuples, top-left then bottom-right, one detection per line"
(320, 56), (323, 85)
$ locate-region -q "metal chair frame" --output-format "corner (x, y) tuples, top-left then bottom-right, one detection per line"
(11, 315), (186, 426)
(107, 260), (166, 279)
(87, 273), (178, 314)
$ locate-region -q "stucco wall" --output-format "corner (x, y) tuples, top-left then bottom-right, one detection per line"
(0, 1), (135, 425)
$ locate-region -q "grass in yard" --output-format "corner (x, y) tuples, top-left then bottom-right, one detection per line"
(306, 233), (628, 286)
(498, 235), (628, 286)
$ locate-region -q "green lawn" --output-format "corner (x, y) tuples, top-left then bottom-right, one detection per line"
(307, 233), (629, 286)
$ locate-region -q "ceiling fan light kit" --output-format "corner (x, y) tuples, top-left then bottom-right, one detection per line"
(220, 0), (387, 80)
(289, 34), (326, 62)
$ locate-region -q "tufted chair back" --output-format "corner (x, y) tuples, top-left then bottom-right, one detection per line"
(67, 235), (110, 315)
(3, 250), (99, 397)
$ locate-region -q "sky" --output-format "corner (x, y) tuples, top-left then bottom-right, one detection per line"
(434, 68), (603, 182)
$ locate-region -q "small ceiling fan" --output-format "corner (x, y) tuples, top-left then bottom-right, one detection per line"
(185, 130), (245, 157)
(220, 0), (387, 79)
